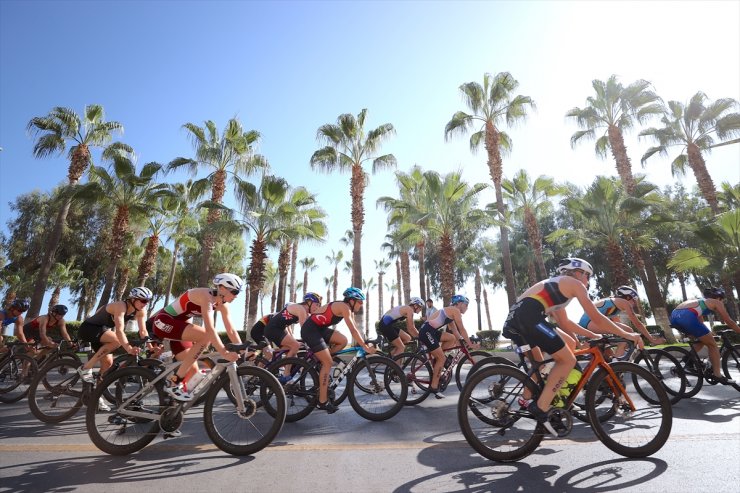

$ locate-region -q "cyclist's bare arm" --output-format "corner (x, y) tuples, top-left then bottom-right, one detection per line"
(401, 306), (420, 337)
(217, 303), (242, 344)
(708, 299), (740, 332)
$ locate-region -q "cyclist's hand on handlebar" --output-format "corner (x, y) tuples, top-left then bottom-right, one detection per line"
(221, 350), (239, 362)
(631, 333), (645, 350)
(124, 344), (139, 356)
(364, 345), (377, 355)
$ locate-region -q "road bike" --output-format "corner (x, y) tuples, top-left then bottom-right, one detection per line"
(458, 336), (672, 462)
(0, 342), (38, 403)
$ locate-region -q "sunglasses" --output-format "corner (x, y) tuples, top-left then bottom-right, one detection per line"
(135, 298), (150, 305)
(229, 289), (241, 296)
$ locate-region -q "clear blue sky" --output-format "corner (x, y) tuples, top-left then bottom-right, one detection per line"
(1, 1), (739, 333)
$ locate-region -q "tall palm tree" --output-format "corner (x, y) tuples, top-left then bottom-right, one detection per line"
(640, 93), (740, 214)
(445, 73), (535, 305)
(299, 257), (318, 297)
(26, 104), (127, 318)
(363, 277), (377, 339)
(380, 232), (405, 305)
(114, 244), (144, 301)
(74, 156), (172, 309)
(169, 118), (268, 285)
(323, 275), (335, 305)
(47, 260), (83, 309)
(136, 197), (175, 286)
(375, 258), (391, 318)
(502, 170), (564, 279)
(289, 241), (299, 302)
(311, 109), (397, 333)
(325, 250), (345, 301)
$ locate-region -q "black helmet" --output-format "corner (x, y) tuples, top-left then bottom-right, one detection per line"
(51, 304), (68, 316)
(10, 298), (30, 312)
(703, 286), (726, 299)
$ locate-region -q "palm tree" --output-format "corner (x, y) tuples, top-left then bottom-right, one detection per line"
(300, 257), (318, 297)
(169, 118), (268, 285)
(323, 275), (335, 305)
(363, 277), (377, 339)
(114, 244), (144, 301)
(74, 156), (172, 309)
(375, 258), (391, 318)
(640, 93), (740, 214)
(502, 170), (564, 279)
(136, 197), (175, 286)
(445, 73), (535, 305)
(47, 260), (83, 309)
(325, 250), (344, 301)
(380, 232), (405, 305)
(311, 109), (397, 333)
(26, 104), (127, 318)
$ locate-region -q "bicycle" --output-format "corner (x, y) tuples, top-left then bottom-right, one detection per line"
(265, 342), (407, 422)
(0, 342), (39, 403)
(27, 338), (163, 423)
(663, 328), (740, 398)
(85, 342), (286, 456)
(393, 338), (489, 405)
(458, 336), (672, 462)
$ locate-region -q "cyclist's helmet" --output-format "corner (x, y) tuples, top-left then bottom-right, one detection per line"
(409, 297), (424, 308)
(304, 292), (323, 304)
(342, 287), (366, 301)
(213, 273), (244, 293)
(556, 257), (594, 276)
(615, 286), (639, 300)
(703, 286), (726, 299)
(51, 304), (68, 316)
(451, 294), (470, 305)
(129, 286), (153, 301)
(10, 297), (30, 312)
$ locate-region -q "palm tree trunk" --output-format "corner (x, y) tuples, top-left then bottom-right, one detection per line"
(395, 259), (402, 304)
(332, 266), (339, 300)
(289, 241), (298, 302)
(137, 234), (159, 285)
(164, 242), (180, 306)
(350, 164), (365, 334)
(378, 273), (384, 319)
(417, 240), (427, 299)
(483, 287), (493, 330)
(484, 121), (516, 305)
(524, 209), (547, 279)
(115, 268), (129, 301)
(440, 232), (455, 304)
(401, 252), (411, 304)
(97, 206), (129, 309)
(606, 239), (630, 287)
(276, 243), (290, 309)
(686, 143), (720, 214)
(49, 287), (61, 309)
(721, 278), (737, 320)
(199, 169), (227, 285)
(636, 248), (675, 343)
(247, 238), (267, 327)
(475, 267), (482, 332)
(607, 124), (637, 195)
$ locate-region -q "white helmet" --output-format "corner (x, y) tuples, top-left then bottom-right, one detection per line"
(556, 258), (593, 276)
(616, 286), (638, 299)
(213, 273), (244, 292)
(129, 286), (153, 300)
(409, 297), (424, 308)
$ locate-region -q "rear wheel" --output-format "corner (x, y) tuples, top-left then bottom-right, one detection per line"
(454, 350), (492, 391)
(393, 352), (432, 405)
(0, 353), (37, 403)
(635, 349), (685, 404)
(586, 362), (672, 458)
(458, 365), (543, 462)
(663, 346), (703, 398)
(266, 357), (318, 422)
(465, 356), (517, 386)
(721, 345), (740, 392)
(28, 358), (84, 423)
(347, 357), (407, 421)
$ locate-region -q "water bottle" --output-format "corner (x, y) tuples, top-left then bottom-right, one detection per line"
(443, 354), (454, 369)
(552, 366), (582, 408)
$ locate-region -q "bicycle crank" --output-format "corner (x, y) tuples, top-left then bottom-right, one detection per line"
(159, 406), (184, 432)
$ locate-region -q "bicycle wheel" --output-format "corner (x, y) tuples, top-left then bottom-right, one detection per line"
(465, 356), (517, 386)
(455, 350), (492, 391)
(0, 354), (38, 403)
(393, 352), (432, 405)
(28, 358), (84, 423)
(347, 356), (407, 421)
(721, 344), (740, 391)
(265, 357), (318, 422)
(586, 361), (672, 458)
(86, 366), (164, 455)
(457, 365), (543, 462)
(204, 365), (286, 456)
(635, 349), (685, 404)
(663, 346), (703, 398)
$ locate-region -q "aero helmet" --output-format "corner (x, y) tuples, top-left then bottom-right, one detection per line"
(129, 287), (153, 300)
(51, 304), (68, 315)
(451, 294), (470, 305)
(615, 286), (639, 300)
(342, 287), (366, 301)
(703, 286), (726, 299)
(409, 297), (424, 307)
(10, 297), (30, 312)
(213, 273), (244, 292)
(556, 258), (594, 276)
(304, 292), (323, 304)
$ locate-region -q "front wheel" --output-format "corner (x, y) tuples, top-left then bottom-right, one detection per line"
(586, 362), (672, 458)
(28, 358), (84, 423)
(454, 350), (492, 391)
(265, 357), (318, 422)
(0, 353), (37, 403)
(204, 365), (286, 456)
(721, 344), (740, 392)
(392, 352), (432, 406)
(347, 357), (407, 421)
(663, 346), (703, 398)
(634, 349), (685, 404)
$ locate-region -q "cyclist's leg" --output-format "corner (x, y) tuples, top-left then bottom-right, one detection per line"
(697, 332), (723, 378)
(81, 329), (118, 374)
(327, 329), (347, 355)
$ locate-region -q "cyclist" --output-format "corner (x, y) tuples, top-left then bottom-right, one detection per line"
(419, 294), (478, 399)
(578, 285), (665, 357)
(502, 258), (643, 436)
(151, 273), (242, 402)
(300, 287), (376, 413)
(21, 304), (72, 348)
(0, 298), (30, 347)
(264, 292), (323, 382)
(377, 297), (423, 357)
(670, 286), (740, 385)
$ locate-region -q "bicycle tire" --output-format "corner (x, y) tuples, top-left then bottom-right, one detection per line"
(0, 353), (38, 403)
(347, 356), (407, 421)
(721, 344), (740, 392)
(28, 358), (84, 423)
(454, 350), (491, 391)
(204, 365), (286, 456)
(663, 346), (703, 398)
(586, 361), (672, 458)
(464, 356), (517, 386)
(635, 349), (685, 404)
(265, 356), (318, 422)
(458, 365), (543, 462)
(392, 352), (432, 406)
(85, 366), (164, 455)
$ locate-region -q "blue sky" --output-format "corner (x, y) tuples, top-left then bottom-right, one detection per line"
(1, 1), (739, 333)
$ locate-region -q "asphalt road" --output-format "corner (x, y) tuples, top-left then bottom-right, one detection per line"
(1, 372), (739, 493)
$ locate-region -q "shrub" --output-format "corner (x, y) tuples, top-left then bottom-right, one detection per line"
(476, 330), (501, 350)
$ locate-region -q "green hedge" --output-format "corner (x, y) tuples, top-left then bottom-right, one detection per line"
(476, 330), (501, 349)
